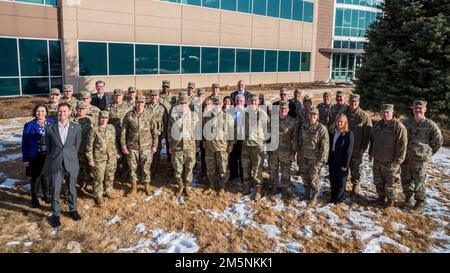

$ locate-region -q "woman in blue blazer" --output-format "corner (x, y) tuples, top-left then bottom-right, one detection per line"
(22, 104), (55, 208)
(328, 113), (354, 204)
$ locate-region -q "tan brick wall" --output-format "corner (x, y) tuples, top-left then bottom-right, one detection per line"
(313, 0), (334, 82)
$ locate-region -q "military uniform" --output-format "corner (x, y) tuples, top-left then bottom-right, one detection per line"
(78, 91), (100, 120)
(289, 99), (303, 121)
(158, 81), (177, 168)
(46, 88), (61, 121)
(297, 107), (329, 204)
(126, 87), (137, 106)
(317, 102), (332, 127)
(369, 104), (408, 205)
(401, 100), (443, 206)
(61, 84), (79, 114)
(329, 91), (348, 129)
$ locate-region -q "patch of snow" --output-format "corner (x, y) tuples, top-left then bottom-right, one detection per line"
(150, 228), (199, 253)
(208, 200), (257, 229)
(144, 187), (163, 201)
(0, 178), (21, 189)
(261, 224), (281, 239)
(106, 215), (121, 226)
(280, 241), (303, 253)
(429, 229), (450, 253)
(118, 239), (154, 253)
(67, 241), (81, 253)
(298, 226), (314, 238)
(134, 223), (146, 234)
(0, 153), (21, 163)
(363, 236), (411, 253)
(6, 241), (20, 246)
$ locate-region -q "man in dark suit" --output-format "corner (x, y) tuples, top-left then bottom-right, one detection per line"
(46, 102), (82, 228)
(230, 80), (251, 106)
(272, 88), (297, 118)
(91, 80), (112, 111)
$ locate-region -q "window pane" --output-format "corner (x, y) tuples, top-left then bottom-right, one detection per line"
(19, 39), (48, 77)
(0, 38), (18, 77)
(49, 40), (62, 76)
(264, 50), (277, 72)
(251, 49), (264, 72)
(358, 9), (365, 29)
(22, 77), (49, 95)
(221, 0), (237, 11)
(79, 42), (107, 76)
(108, 43), (134, 75)
(335, 27), (342, 36)
(182, 46), (200, 74)
(237, 0), (252, 13)
(201, 47), (219, 73)
(135, 44), (158, 75)
(0, 78), (20, 96)
(280, 0), (292, 19)
(45, 0), (58, 5)
(160, 45), (180, 74)
(267, 0), (280, 17)
(301, 52), (311, 71)
(220, 48), (235, 73)
(292, 0), (303, 21)
(252, 0), (266, 15)
(202, 0), (219, 8)
(236, 49), (250, 72)
(303, 1), (314, 23)
(50, 77), (63, 91)
(335, 8), (343, 27)
(351, 9), (359, 28)
(343, 9), (351, 27)
(289, 51), (300, 72)
(277, 51), (289, 72)
(16, 0), (44, 4)
(182, 0), (201, 5)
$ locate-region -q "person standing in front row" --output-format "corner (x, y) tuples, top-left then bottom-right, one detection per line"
(45, 102), (82, 228)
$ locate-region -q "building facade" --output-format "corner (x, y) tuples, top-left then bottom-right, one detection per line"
(0, 0), (380, 96)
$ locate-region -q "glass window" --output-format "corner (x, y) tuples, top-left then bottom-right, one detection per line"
(334, 27), (342, 36)
(202, 0), (219, 9)
(160, 45), (181, 74)
(335, 8), (343, 27)
(16, 0), (44, 4)
(182, 0), (201, 5)
(236, 49), (250, 72)
(289, 51), (300, 72)
(108, 43), (134, 75)
(303, 1), (313, 23)
(267, 0), (280, 18)
(358, 9), (365, 29)
(365, 11), (371, 28)
(280, 0), (292, 19)
(252, 0), (266, 16)
(45, 0), (58, 5)
(135, 44), (158, 75)
(19, 39), (48, 77)
(79, 42), (107, 76)
(0, 38), (18, 77)
(220, 48), (235, 73)
(49, 40), (62, 77)
(333, 40), (342, 48)
(251, 49), (264, 72)
(182, 46), (200, 74)
(343, 9), (351, 27)
(221, 0), (237, 11)
(0, 78), (20, 96)
(292, 0), (303, 21)
(22, 77), (49, 95)
(351, 9), (359, 28)
(201, 47), (219, 73)
(277, 50), (289, 72)
(264, 50), (277, 72)
(301, 52), (311, 71)
(237, 0), (252, 13)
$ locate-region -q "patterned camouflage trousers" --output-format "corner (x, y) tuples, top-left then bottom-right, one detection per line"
(172, 149), (196, 184)
(241, 145), (263, 186)
(78, 154), (91, 185)
(268, 151), (291, 188)
(299, 157), (323, 194)
(92, 159), (117, 198)
(401, 159), (428, 201)
(127, 149), (153, 183)
(373, 160), (401, 201)
(349, 152), (364, 185)
(205, 149), (228, 186)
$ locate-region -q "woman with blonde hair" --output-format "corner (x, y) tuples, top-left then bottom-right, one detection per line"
(327, 113), (354, 204)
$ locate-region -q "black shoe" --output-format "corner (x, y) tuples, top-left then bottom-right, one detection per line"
(69, 211), (81, 221)
(49, 215), (61, 228)
(31, 198), (41, 208)
(44, 195), (51, 204)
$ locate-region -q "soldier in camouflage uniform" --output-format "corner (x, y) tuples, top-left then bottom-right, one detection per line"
(297, 95), (312, 127)
(61, 84), (79, 115)
(46, 88), (62, 121)
(401, 100), (443, 211)
(86, 111), (120, 207)
(268, 101), (298, 199)
(206, 83), (220, 101)
(369, 104), (408, 208)
(317, 91), (332, 126)
(345, 94), (372, 197)
(159, 81), (176, 168)
(289, 88), (303, 121)
(79, 91), (101, 121)
(328, 90), (348, 130)
(241, 94), (269, 201)
(298, 107), (329, 207)
(203, 96), (235, 196)
(121, 96), (159, 196)
(192, 88), (207, 181)
(168, 95), (198, 198)
(126, 87), (137, 106)
(70, 101), (96, 192)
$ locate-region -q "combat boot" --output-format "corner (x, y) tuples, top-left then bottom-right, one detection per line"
(385, 199), (395, 209)
(128, 181), (137, 196)
(309, 192), (318, 208)
(242, 183), (251, 196)
(350, 184), (360, 198)
(304, 187), (311, 200)
(281, 187), (291, 200)
(95, 197), (103, 207)
(270, 185), (277, 196)
(176, 179), (184, 198)
(413, 200), (425, 212)
(204, 181), (215, 195)
(254, 185), (262, 202)
(145, 183), (152, 196)
(184, 182), (191, 197)
(403, 195), (414, 207)
(218, 184), (225, 197)
(375, 195), (385, 206)
(105, 191), (115, 199)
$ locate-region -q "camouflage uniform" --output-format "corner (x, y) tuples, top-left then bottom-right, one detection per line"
(46, 102), (59, 121)
(369, 105), (408, 203)
(289, 99), (303, 121)
(329, 103), (348, 129)
(297, 107), (329, 196)
(146, 93), (169, 172)
(401, 103), (443, 202)
(121, 105), (159, 184)
(317, 102), (332, 127)
(86, 116), (119, 198)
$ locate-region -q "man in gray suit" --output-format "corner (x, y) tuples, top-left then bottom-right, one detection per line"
(46, 102), (82, 228)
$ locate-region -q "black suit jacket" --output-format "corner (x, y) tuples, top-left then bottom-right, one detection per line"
(272, 100), (297, 119)
(91, 92), (112, 111)
(230, 90), (251, 106)
(328, 130), (354, 168)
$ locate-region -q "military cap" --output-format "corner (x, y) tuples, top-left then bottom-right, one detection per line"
(136, 95), (147, 103)
(128, 87), (136, 93)
(381, 104), (394, 112)
(349, 94), (360, 101)
(99, 111), (109, 118)
(63, 84), (73, 91)
(279, 101), (289, 109)
(212, 96), (222, 104)
(336, 90), (344, 97)
(197, 88), (206, 95)
(211, 83), (220, 89)
(303, 95), (312, 102)
(113, 88), (124, 96)
(179, 95), (188, 103)
(162, 80), (171, 87)
(309, 107), (319, 115)
(50, 88), (61, 95)
(80, 91), (91, 99)
(413, 100), (427, 108)
(250, 93), (259, 101)
(76, 101), (88, 109)
(187, 82), (196, 88)
(280, 87), (288, 94)
(149, 89), (159, 96)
